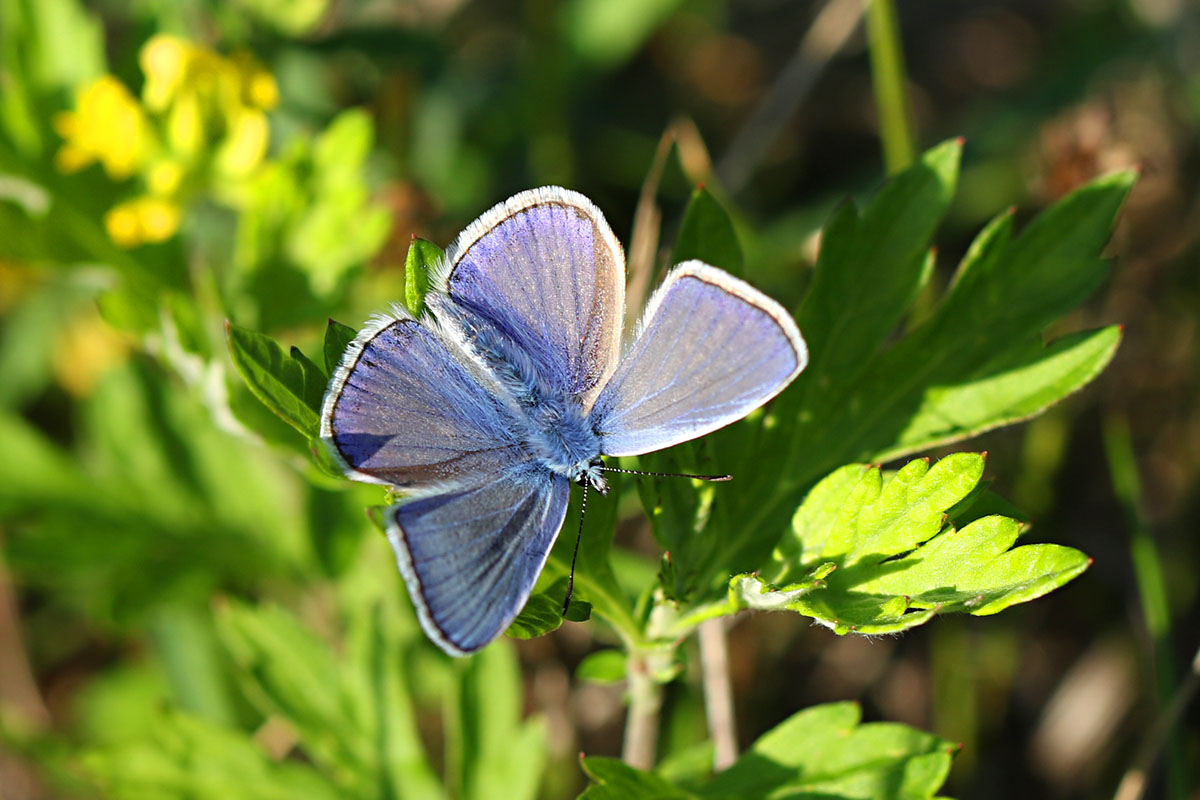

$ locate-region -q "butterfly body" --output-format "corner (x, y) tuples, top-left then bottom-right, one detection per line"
(430, 294), (609, 491)
(322, 187), (806, 655)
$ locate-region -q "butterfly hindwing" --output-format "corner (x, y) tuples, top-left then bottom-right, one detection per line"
(592, 261), (808, 457)
(387, 471), (571, 655)
(321, 313), (524, 492)
(433, 187), (625, 412)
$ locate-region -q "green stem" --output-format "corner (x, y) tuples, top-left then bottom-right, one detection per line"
(865, 0), (915, 174)
(1103, 415), (1188, 798)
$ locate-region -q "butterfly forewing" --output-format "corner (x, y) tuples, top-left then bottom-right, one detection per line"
(592, 261), (807, 457)
(321, 316), (525, 492)
(435, 187), (625, 413)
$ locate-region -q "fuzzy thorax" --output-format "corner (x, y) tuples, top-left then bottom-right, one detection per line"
(434, 297), (607, 492)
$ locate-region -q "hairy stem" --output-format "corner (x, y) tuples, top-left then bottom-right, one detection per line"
(699, 617), (738, 770)
(622, 653), (662, 770)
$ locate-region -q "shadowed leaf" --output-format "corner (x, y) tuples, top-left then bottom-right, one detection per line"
(226, 322), (323, 438)
(323, 318), (357, 375)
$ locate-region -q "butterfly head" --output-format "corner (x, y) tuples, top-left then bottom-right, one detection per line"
(573, 457), (609, 495)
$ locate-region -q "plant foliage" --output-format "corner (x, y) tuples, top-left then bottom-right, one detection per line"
(0, 8), (1133, 792)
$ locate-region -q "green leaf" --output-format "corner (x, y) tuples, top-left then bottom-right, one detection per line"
(575, 649), (626, 684)
(0, 280), (89, 409)
(506, 593), (564, 639)
(216, 599), (443, 799)
(698, 702), (954, 799)
(879, 326), (1121, 459)
(793, 172), (1134, 483)
(13, 0), (106, 94)
(0, 411), (88, 512)
(225, 322), (324, 438)
(945, 481), (1031, 527)
(578, 702), (954, 799)
(564, 597), (593, 623)
(81, 711), (344, 800)
(349, 602), (444, 800)
(147, 604), (236, 725)
(235, 0), (328, 36)
(578, 756), (688, 799)
(748, 454), (1089, 634)
(943, 171), (1133, 332)
(405, 237), (443, 317)
(309, 436), (347, 480)
(2, 359), (310, 627)
(671, 186), (743, 275)
(454, 644), (547, 800)
(632, 443), (723, 601)
(508, 575), (593, 639)
(365, 505), (389, 533)
(793, 139), (960, 404)
(323, 319), (357, 375)
(215, 601), (372, 783)
(289, 345), (329, 411)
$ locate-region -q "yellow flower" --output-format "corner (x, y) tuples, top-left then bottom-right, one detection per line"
(248, 70), (279, 110)
(148, 160), (185, 196)
(54, 76), (147, 179)
(140, 34), (193, 112)
(231, 52), (279, 110)
(138, 35), (276, 175)
(216, 108), (269, 176)
(166, 91), (204, 158)
(104, 196), (181, 247)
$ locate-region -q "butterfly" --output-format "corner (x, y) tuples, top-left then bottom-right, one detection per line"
(320, 187), (807, 655)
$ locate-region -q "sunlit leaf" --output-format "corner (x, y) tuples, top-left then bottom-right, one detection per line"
(700, 702), (954, 799)
(579, 702), (954, 799)
(740, 454), (1089, 634)
(405, 236), (442, 317)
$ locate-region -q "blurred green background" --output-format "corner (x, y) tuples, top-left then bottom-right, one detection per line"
(1, 0), (1198, 797)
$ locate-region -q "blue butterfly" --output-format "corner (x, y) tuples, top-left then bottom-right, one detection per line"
(320, 187), (807, 655)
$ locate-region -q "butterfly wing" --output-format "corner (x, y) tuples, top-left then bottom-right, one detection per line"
(431, 187), (625, 412)
(320, 310), (524, 492)
(387, 471), (571, 655)
(592, 261), (808, 457)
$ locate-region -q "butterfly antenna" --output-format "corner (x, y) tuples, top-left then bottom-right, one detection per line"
(598, 465), (732, 482)
(562, 481), (587, 616)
